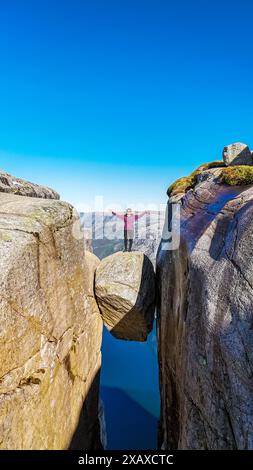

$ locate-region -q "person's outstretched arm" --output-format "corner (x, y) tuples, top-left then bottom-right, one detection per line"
(111, 211), (125, 220)
(135, 210), (147, 220)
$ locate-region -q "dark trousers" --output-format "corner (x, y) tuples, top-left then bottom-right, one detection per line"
(124, 230), (134, 252)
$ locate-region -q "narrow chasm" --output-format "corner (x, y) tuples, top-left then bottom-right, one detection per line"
(85, 211), (163, 450)
(100, 325), (160, 450)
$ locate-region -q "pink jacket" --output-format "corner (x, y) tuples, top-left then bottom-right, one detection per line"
(112, 211), (146, 231)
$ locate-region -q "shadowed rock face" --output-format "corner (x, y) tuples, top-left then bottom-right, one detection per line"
(95, 252), (155, 341)
(0, 193), (103, 449)
(0, 170), (60, 199)
(157, 169), (253, 450)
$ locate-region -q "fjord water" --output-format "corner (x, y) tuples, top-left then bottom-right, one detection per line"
(100, 325), (160, 450)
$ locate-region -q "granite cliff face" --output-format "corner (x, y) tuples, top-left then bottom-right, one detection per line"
(0, 172), (159, 449)
(6, 154), (253, 450)
(0, 172), (103, 449)
(157, 163), (253, 449)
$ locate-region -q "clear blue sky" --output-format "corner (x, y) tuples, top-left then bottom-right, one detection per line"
(1, 0), (253, 210)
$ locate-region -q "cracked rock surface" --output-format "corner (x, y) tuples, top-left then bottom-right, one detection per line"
(0, 193), (103, 449)
(95, 251), (155, 341)
(157, 169), (253, 449)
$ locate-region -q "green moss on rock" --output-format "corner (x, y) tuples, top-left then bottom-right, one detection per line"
(167, 174), (197, 197)
(220, 166), (253, 186)
(196, 160), (224, 171)
(167, 161), (253, 198)
(167, 160), (224, 197)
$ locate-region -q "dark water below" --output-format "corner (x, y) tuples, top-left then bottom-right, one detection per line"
(100, 325), (160, 450)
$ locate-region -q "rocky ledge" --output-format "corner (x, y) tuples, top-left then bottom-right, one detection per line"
(0, 170), (60, 199)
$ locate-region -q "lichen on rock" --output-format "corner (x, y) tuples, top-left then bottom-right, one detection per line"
(220, 165), (253, 186)
(167, 147), (253, 200)
(167, 161), (224, 197)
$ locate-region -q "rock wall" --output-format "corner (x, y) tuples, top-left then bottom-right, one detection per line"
(157, 168), (253, 449)
(0, 189), (103, 449)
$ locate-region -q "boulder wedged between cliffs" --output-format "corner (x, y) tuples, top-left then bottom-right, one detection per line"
(95, 251), (155, 342)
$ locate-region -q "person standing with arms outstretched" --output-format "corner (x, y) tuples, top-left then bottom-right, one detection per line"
(111, 208), (147, 252)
